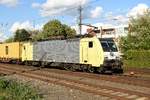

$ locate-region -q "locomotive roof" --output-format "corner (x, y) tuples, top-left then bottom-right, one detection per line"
(99, 38), (114, 41)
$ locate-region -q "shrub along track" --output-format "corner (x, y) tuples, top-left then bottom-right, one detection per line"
(0, 64), (149, 100)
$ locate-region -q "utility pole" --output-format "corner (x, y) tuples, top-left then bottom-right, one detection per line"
(78, 5), (82, 35)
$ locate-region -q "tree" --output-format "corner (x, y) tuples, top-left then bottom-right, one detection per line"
(29, 30), (41, 41)
(32, 31), (43, 41)
(120, 10), (150, 51)
(43, 20), (63, 37)
(62, 24), (76, 38)
(36, 19), (76, 40)
(14, 29), (31, 42)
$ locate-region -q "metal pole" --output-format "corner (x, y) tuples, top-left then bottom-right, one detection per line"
(79, 5), (82, 35)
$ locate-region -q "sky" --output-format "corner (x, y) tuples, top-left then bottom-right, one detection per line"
(0, 0), (150, 41)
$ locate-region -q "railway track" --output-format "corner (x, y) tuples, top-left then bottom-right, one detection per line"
(1, 63), (150, 88)
(41, 68), (150, 88)
(0, 64), (149, 100)
(0, 64), (150, 88)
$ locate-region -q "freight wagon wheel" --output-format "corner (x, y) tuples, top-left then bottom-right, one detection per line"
(87, 67), (95, 73)
(25, 61), (30, 66)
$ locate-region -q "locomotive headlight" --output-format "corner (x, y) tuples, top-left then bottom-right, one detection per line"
(110, 52), (114, 57)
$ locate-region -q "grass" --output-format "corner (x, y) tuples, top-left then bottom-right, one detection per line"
(123, 60), (150, 69)
(0, 78), (42, 100)
(123, 50), (150, 69)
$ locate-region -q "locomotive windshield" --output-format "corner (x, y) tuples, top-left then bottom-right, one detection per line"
(99, 39), (118, 52)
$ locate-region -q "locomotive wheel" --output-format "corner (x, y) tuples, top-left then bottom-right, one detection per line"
(41, 62), (46, 68)
(87, 67), (95, 73)
(64, 66), (70, 71)
(82, 65), (87, 72)
(119, 69), (123, 74)
(117, 68), (123, 74)
(70, 66), (76, 72)
(96, 67), (104, 74)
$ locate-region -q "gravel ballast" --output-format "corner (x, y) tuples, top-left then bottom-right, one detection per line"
(3, 74), (111, 100)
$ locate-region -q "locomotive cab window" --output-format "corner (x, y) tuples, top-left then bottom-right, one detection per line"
(89, 41), (93, 48)
(5, 46), (8, 55)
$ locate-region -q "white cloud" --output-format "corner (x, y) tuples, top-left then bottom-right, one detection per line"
(90, 6), (103, 18)
(0, 0), (19, 7)
(127, 3), (149, 18)
(32, 0), (89, 17)
(112, 15), (129, 24)
(113, 15), (125, 20)
(0, 32), (8, 42)
(10, 21), (43, 33)
(32, 3), (40, 8)
(104, 12), (113, 19)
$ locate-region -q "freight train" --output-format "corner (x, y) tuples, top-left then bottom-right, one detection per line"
(0, 36), (123, 73)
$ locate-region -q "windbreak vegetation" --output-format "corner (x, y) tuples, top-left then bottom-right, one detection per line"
(120, 10), (150, 68)
(120, 10), (150, 51)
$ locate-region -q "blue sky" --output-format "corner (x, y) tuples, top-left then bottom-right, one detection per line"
(0, 0), (150, 41)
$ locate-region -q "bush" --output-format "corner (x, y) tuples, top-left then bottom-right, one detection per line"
(123, 50), (150, 68)
(0, 78), (41, 100)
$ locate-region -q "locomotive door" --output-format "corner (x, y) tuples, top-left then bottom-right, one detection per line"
(81, 42), (88, 63)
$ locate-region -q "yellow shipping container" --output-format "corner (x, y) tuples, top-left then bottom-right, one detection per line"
(0, 42), (22, 61)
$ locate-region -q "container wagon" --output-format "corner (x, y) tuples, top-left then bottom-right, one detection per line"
(0, 42), (22, 63)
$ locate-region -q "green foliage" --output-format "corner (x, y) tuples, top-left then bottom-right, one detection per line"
(4, 37), (14, 43)
(4, 20), (76, 42)
(43, 20), (63, 37)
(120, 10), (150, 52)
(29, 30), (41, 41)
(32, 31), (44, 41)
(35, 19), (76, 40)
(0, 78), (41, 100)
(123, 50), (150, 68)
(14, 29), (31, 42)
(62, 24), (76, 38)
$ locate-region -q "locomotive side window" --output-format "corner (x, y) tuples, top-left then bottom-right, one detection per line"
(5, 46), (8, 55)
(89, 41), (93, 48)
